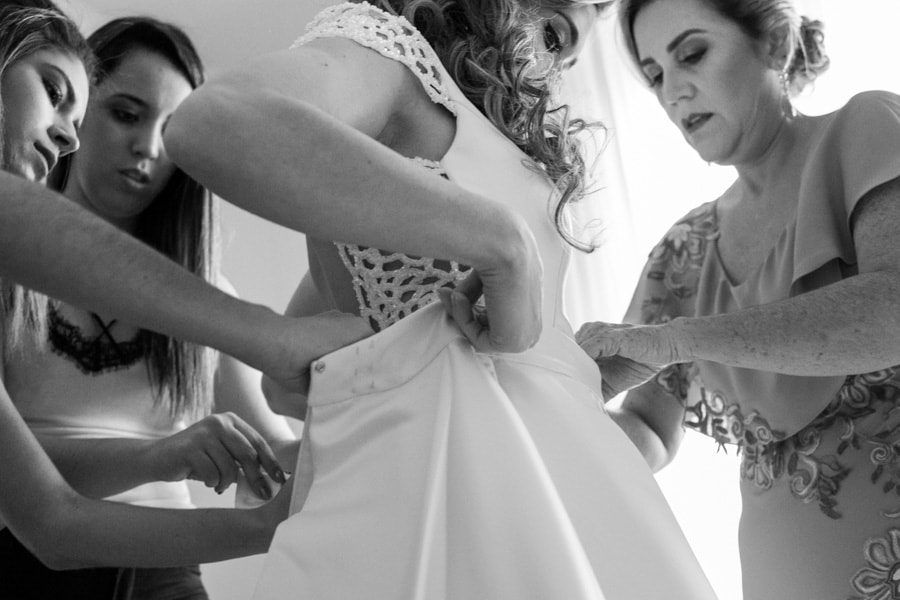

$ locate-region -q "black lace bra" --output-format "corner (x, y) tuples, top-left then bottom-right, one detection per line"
(48, 303), (147, 374)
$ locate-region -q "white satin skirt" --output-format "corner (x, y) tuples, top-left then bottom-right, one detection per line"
(252, 303), (717, 600)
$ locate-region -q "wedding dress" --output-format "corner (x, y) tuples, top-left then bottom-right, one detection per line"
(251, 4), (719, 599)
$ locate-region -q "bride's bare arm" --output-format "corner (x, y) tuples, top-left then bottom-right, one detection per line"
(165, 39), (541, 353)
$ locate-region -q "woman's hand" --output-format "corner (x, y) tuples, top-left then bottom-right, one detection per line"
(576, 321), (677, 399)
(261, 373), (308, 420)
(439, 220), (543, 354)
(146, 412), (286, 500)
(266, 311), (373, 397)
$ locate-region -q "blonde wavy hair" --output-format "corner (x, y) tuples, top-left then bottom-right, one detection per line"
(0, 5), (93, 354)
(365, 0), (611, 251)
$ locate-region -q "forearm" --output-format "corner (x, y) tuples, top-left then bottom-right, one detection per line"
(165, 81), (531, 272)
(42, 496), (271, 569)
(1, 397), (270, 570)
(664, 270), (900, 375)
(35, 436), (158, 499)
(0, 172), (291, 373)
(285, 271), (331, 317)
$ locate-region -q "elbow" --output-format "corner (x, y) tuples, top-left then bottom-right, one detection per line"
(649, 434), (680, 472)
(13, 494), (102, 571)
(164, 84), (220, 168)
(11, 525), (94, 571)
(609, 406), (680, 472)
(165, 77), (248, 171)
(33, 549), (90, 572)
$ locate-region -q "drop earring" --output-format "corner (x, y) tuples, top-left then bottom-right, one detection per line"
(779, 69), (797, 120)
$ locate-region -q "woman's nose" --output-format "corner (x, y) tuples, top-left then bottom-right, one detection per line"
(50, 118), (79, 156)
(132, 126), (164, 159)
(661, 72), (692, 106)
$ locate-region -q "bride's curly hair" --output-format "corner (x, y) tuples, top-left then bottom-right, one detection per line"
(363, 0), (609, 251)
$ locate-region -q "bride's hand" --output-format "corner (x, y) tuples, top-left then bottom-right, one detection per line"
(439, 236), (542, 354)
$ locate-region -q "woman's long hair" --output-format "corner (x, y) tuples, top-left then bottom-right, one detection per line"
(11, 16), (219, 420)
(85, 17), (218, 419)
(0, 5), (93, 358)
(366, 0), (608, 251)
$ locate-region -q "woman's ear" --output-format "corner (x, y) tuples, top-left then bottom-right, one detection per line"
(766, 21), (793, 71)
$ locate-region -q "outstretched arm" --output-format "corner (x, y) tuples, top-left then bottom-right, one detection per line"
(579, 177), (900, 377)
(0, 172), (368, 569)
(0, 171), (371, 389)
(0, 376), (289, 570)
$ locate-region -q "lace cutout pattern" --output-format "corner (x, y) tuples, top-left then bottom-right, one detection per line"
(48, 304), (145, 374)
(335, 160), (470, 331)
(299, 5), (468, 330)
(295, 2), (456, 114)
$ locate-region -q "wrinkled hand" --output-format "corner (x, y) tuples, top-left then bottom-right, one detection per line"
(593, 355), (664, 401)
(576, 321), (676, 399)
(268, 311), (373, 397)
(439, 236), (543, 354)
(147, 412), (285, 500)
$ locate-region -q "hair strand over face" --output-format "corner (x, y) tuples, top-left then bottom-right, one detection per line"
(0, 4), (92, 361)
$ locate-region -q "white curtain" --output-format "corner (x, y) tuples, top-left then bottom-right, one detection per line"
(561, 4), (900, 600)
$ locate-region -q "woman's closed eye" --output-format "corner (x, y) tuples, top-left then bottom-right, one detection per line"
(678, 46), (707, 65)
(110, 107), (140, 125)
(544, 22), (563, 53)
(43, 78), (64, 107)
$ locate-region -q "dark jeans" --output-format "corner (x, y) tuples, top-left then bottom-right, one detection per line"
(129, 565), (208, 600)
(0, 528), (209, 600)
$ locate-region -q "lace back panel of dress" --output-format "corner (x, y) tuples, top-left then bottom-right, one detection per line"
(301, 4), (468, 331)
(336, 160), (470, 331)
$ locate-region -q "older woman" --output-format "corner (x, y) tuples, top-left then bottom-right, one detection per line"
(577, 0), (900, 598)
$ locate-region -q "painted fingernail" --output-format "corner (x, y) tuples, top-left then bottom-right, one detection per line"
(258, 482), (272, 500)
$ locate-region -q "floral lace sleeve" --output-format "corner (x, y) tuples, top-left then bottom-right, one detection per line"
(623, 201), (719, 405)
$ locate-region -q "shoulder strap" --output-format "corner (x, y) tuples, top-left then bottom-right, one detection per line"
(296, 2), (456, 114)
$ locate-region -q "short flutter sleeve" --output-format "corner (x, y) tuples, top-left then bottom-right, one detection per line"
(793, 90), (900, 287)
(691, 91), (900, 438)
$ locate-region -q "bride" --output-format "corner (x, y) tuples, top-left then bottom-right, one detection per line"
(164, 1), (719, 598)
